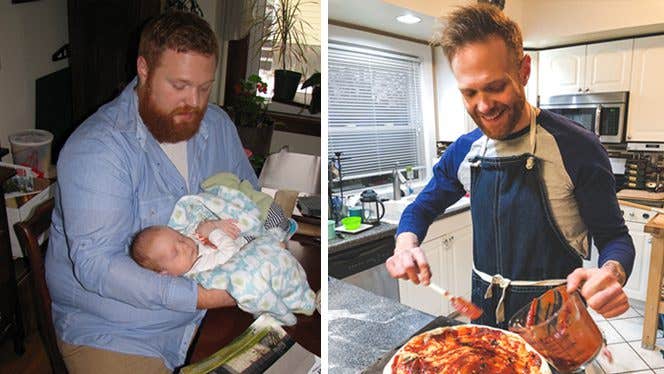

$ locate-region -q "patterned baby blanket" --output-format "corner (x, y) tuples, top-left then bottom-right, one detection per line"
(168, 184), (315, 325)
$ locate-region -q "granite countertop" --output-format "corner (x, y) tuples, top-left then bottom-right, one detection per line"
(328, 197), (470, 254)
(328, 277), (434, 374)
(328, 222), (397, 254)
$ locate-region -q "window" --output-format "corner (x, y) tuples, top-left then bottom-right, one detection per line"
(328, 41), (425, 191)
(256, 0), (321, 105)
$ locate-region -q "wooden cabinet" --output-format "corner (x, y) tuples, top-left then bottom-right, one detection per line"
(538, 40), (633, 96)
(626, 35), (664, 142)
(398, 210), (473, 316)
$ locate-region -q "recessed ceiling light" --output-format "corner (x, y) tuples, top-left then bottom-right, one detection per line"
(396, 14), (421, 24)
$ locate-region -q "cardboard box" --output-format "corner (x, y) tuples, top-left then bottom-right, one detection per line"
(5, 178), (54, 258)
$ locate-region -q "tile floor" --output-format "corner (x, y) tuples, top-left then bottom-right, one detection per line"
(583, 299), (664, 374)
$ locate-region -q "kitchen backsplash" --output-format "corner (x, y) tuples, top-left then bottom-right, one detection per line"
(606, 145), (664, 192)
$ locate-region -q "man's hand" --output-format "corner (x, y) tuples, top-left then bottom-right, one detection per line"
(385, 232), (431, 285)
(566, 265), (629, 318)
(196, 286), (237, 309)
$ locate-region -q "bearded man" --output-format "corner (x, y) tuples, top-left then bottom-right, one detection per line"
(45, 11), (255, 373)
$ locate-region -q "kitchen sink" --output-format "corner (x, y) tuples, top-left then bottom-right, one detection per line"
(382, 195), (471, 225)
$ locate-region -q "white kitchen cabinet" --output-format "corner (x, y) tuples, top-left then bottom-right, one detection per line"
(398, 236), (445, 316)
(582, 216), (652, 302)
(626, 35), (664, 142)
(538, 40), (633, 96)
(539, 45), (586, 95)
(398, 210), (473, 316)
(444, 220), (474, 305)
(622, 222), (652, 302)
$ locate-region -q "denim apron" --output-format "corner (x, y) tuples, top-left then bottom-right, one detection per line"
(469, 105), (583, 329)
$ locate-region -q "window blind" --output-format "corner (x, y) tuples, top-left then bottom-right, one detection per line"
(328, 42), (424, 179)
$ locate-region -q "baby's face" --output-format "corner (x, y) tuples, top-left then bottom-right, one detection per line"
(149, 227), (198, 276)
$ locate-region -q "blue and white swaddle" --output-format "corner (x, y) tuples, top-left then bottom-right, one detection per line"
(167, 183), (315, 325)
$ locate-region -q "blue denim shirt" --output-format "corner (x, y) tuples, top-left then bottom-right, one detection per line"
(44, 78), (257, 370)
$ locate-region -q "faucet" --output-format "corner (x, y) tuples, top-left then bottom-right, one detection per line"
(392, 164), (401, 200)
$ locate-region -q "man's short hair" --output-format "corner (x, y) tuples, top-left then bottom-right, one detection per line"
(138, 10), (219, 69)
(432, 3), (523, 66)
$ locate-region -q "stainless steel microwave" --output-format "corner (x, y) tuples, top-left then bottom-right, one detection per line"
(540, 92), (628, 144)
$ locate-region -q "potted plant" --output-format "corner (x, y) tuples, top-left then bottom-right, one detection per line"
(301, 71), (320, 114)
(227, 74), (274, 158)
(256, 0), (316, 102)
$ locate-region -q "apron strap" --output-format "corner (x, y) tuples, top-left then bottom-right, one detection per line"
(526, 105), (537, 170)
(471, 104), (538, 169)
(473, 267), (566, 323)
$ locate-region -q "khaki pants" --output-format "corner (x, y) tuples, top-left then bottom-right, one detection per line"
(58, 339), (172, 374)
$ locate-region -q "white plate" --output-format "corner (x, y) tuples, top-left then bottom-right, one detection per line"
(335, 223), (373, 234)
(382, 324), (551, 374)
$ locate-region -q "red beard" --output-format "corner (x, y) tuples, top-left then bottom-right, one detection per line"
(137, 78), (205, 143)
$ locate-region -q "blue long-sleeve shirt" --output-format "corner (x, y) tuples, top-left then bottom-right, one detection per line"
(44, 78), (257, 369)
(398, 109), (635, 279)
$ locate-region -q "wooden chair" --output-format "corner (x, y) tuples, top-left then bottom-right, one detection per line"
(14, 197), (67, 374)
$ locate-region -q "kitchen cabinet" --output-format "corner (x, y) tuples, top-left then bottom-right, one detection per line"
(583, 205), (652, 302)
(538, 40), (633, 96)
(622, 221), (651, 301)
(398, 210), (473, 316)
(626, 35), (664, 142)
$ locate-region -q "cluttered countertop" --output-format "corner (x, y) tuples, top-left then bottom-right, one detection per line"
(328, 277), (437, 373)
(328, 196), (471, 254)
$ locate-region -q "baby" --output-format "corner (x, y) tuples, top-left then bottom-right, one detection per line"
(127, 172), (316, 324)
(130, 219), (315, 325)
(130, 219), (242, 276)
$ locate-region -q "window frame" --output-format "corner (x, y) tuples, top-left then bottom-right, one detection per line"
(328, 25), (437, 195)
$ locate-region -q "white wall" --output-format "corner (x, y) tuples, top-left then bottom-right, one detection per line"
(0, 0), (69, 162)
(521, 0), (664, 48)
(433, 46), (472, 142)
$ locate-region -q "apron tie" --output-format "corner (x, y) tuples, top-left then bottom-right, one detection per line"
(483, 273), (512, 323)
(474, 267), (567, 324)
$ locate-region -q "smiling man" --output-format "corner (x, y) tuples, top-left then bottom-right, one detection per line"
(385, 3), (635, 329)
(45, 11), (256, 373)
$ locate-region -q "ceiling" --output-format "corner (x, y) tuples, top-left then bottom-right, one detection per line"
(328, 0), (440, 42)
(328, 0), (664, 49)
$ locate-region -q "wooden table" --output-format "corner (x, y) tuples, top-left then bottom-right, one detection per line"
(187, 239), (321, 363)
(643, 213), (664, 350)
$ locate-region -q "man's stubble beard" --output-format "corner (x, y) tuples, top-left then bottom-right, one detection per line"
(137, 77), (205, 143)
(469, 93), (526, 140)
